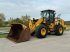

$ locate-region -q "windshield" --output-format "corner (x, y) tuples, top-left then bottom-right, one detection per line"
(41, 12), (49, 18)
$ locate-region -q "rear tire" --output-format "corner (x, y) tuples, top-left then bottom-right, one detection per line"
(55, 25), (64, 36)
(35, 24), (48, 38)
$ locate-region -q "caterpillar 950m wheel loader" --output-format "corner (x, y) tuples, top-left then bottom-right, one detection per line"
(7, 10), (66, 42)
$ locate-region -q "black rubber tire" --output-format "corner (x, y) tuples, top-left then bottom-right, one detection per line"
(55, 25), (64, 36)
(35, 24), (48, 38)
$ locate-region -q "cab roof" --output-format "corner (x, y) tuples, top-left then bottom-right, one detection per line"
(41, 9), (55, 13)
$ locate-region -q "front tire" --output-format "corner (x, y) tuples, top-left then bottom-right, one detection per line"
(35, 24), (48, 38)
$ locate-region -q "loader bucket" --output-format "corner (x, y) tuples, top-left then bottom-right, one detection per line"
(7, 24), (31, 43)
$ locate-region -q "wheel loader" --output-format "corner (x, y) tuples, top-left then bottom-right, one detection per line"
(7, 9), (66, 42)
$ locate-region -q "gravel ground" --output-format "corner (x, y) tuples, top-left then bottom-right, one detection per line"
(0, 31), (70, 52)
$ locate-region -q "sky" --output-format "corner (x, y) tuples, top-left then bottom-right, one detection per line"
(0, 0), (70, 21)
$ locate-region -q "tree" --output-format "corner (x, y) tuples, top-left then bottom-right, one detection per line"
(13, 18), (23, 24)
(9, 18), (23, 24)
(0, 13), (5, 26)
(6, 15), (30, 26)
(21, 15), (30, 24)
(0, 13), (5, 20)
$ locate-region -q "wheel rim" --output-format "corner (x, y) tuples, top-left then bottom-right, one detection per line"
(59, 28), (63, 33)
(41, 28), (46, 36)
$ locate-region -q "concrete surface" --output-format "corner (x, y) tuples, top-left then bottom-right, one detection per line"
(0, 31), (70, 52)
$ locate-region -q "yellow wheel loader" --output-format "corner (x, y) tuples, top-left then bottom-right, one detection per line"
(7, 10), (66, 42)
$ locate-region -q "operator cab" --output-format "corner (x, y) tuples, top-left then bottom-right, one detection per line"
(41, 10), (55, 23)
